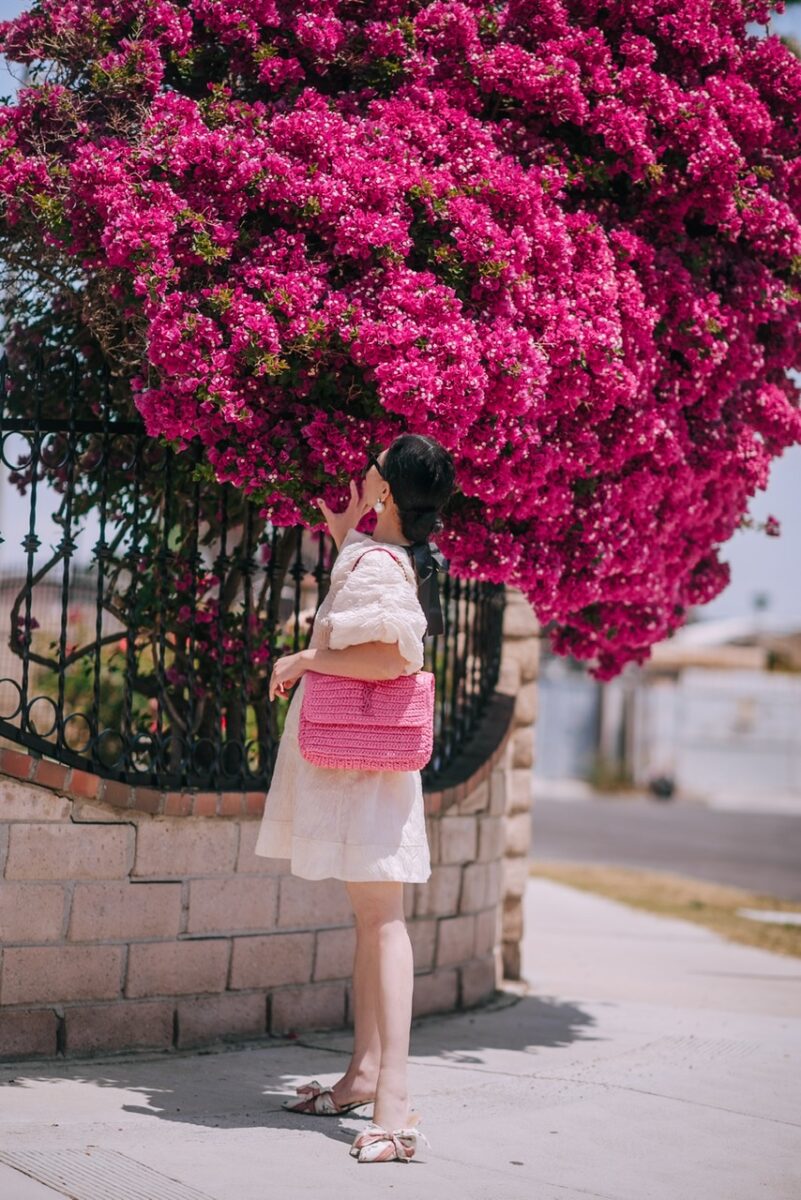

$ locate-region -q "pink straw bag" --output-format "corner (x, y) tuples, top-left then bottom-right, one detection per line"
(298, 547), (435, 771)
(299, 670), (435, 771)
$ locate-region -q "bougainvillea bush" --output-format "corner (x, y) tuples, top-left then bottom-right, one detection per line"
(1, 0), (800, 679)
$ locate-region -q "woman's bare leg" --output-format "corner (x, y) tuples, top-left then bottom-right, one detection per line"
(329, 917), (382, 1104)
(340, 880), (414, 1131)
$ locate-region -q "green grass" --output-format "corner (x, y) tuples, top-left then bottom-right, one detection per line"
(530, 860), (801, 959)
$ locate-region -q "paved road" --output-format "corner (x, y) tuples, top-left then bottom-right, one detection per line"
(529, 791), (801, 901)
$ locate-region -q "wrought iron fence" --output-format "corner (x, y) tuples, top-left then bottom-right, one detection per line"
(0, 352), (505, 792)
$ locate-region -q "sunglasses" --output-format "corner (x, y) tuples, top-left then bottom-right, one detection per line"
(365, 451), (385, 479)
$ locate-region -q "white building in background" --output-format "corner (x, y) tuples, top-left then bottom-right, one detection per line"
(628, 665), (801, 808)
(534, 614), (801, 810)
(547, 614), (800, 811)
(622, 616), (801, 809)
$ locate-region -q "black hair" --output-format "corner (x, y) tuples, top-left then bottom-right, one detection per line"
(382, 433), (456, 544)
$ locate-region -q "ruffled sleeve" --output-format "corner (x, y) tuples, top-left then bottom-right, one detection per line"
(325, 547), (427, 674)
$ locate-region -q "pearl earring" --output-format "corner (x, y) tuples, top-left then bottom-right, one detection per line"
(374, 498), (385, 513)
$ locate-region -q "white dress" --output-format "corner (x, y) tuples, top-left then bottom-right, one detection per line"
(253, 527), (432, 882)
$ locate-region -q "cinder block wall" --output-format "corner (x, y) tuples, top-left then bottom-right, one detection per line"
(0, 591), (538, 1060)
(495, 590), (540, 980)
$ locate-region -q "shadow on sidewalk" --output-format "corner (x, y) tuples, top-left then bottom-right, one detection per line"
(0, 989), (602, 1150)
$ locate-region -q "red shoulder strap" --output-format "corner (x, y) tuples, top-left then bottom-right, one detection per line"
(347, 546), (409, 580)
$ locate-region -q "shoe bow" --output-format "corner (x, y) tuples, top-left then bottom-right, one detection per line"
(294, 1080), (338, 1113)
(355, 1124), (431, 1160)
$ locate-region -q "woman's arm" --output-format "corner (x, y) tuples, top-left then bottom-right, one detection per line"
(269, 640), (409, 701)
(302, 640), (409, 681)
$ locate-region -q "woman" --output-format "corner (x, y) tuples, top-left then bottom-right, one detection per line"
(256, 432), (456, 1164)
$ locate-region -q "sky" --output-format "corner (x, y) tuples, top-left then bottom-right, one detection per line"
(0, 2), (799, 623)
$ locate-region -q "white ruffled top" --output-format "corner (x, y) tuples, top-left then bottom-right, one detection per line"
(253, 526), (433, 882)
(321, 528), (427, 673)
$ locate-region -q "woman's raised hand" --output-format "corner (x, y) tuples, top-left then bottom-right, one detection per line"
(315, 478), (372, 548)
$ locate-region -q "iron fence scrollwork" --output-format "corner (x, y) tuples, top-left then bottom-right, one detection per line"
(0, 352), (505, 792)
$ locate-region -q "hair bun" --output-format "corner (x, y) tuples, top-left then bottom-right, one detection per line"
(384, 434), (454, 545)
(402, 504), (438, 516)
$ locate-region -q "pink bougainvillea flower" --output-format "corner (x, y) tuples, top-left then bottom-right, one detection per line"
(0, 0), (799, 678)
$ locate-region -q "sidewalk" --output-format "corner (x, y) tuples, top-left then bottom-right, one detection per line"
(1, 875), (799, 1200)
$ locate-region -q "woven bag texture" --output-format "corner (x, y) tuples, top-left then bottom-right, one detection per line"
(298, 670), (435, 771)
